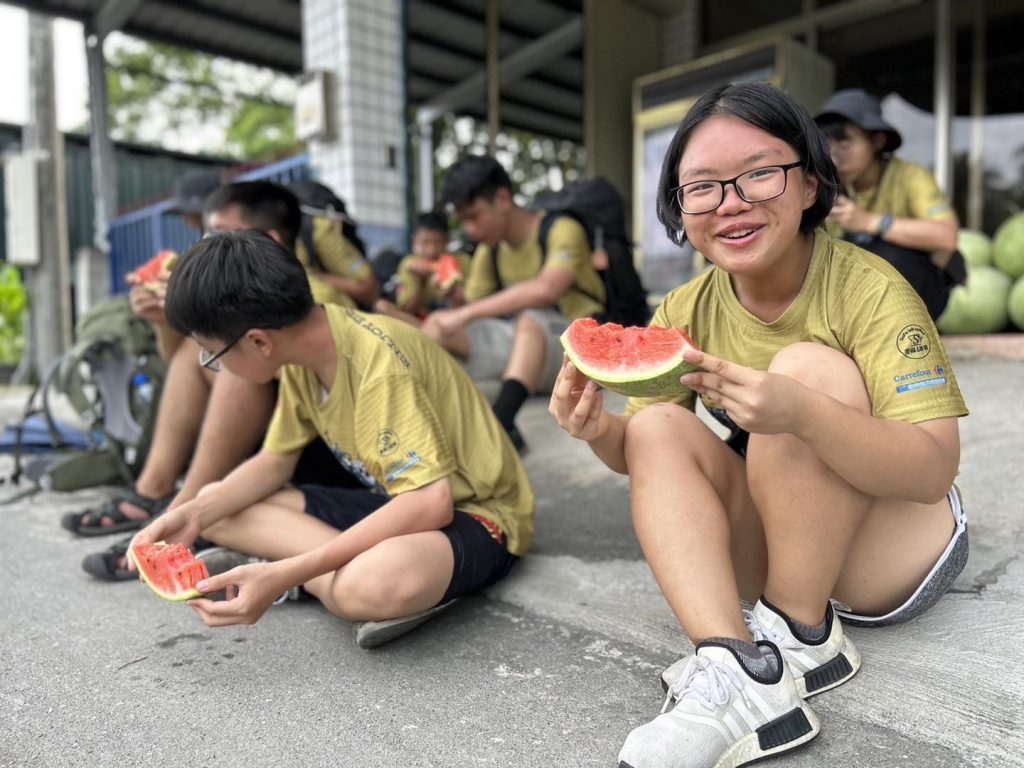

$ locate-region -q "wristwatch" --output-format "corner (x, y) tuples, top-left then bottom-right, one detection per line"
(876, 214), (894, 238)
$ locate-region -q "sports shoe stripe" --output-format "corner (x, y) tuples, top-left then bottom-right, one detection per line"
(743, 685), (779, 723)
(675, 711), (735, 743)
(722, 710), (747, 740)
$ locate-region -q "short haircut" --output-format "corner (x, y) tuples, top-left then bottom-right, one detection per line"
(440, 155), (513, 209)
(165, 230), (313, 343)
(656, 82), (840, 244)
(203, 181), (302, 250)
(414, 210), (449, 234)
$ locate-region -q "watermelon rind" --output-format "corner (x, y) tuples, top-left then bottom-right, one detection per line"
(129, 543), (207, 603)
(560, 322), (699, 398)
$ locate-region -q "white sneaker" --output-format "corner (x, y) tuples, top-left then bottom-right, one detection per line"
(354, 599), (458, 649)
(619, 641), (819, 768)
(662, 599), (860, 701)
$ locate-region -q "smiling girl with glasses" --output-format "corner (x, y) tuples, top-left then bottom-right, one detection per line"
(549, 82), (968, 768)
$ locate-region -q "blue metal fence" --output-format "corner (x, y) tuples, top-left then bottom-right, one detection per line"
(107, 154), (312, 293)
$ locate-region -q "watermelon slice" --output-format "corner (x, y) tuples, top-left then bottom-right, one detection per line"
(131, 250), (179, 288)
(432, 253), (463, 291)
(560, 318), (700, 397)
(129, 542), (209, 602)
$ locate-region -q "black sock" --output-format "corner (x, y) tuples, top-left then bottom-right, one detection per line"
(491, 379), (530, 432)
(706, 637), (780, 681)
(791, 612), (828, 643)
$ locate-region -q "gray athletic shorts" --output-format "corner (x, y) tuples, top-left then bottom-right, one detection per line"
(835, 485), (968, 627)
(463, 308), (570, 393)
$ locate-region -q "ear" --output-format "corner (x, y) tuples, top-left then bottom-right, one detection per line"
(246, 329), (276, 358)
(266, 229), (283, 245)
(493, 187), (513, 210)
(871, 132), (888, 153)
(802, 173), (819, 211)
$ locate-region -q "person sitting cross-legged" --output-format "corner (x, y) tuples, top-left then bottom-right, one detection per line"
(129, 230), (534, 648)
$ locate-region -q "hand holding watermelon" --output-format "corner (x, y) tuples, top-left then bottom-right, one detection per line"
(549, 355), (609, 443)
(129, 505), (202, 563)
(186, 560), (294, 627)
(127, 250), (179, 294)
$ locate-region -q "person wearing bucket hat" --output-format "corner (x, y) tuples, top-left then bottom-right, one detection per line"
(815, 89), (962, 319)
(166, 171), (222, 230)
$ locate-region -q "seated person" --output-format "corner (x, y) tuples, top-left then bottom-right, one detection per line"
(373, 210), (469, 323)
(421, 156), (606, 450)
(131, 230), (534, 648)
(289, 180), (380, 310)
(75, 181), (359, 579)
(815, 89), (960, 319)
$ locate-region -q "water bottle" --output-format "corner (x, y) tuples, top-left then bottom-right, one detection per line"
(131, 372), (155, 418)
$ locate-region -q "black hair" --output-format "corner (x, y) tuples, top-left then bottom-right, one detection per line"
(440, 155), (513, 209)
(414, 210), (449, 234)
(165, 230), (314, 342)
(656, 82), (839, 245)
(203, 181), (302, 250)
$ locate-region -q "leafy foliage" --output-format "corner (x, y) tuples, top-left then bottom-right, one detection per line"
(103, 35), (298, 160)
(0, 265), (28, 365)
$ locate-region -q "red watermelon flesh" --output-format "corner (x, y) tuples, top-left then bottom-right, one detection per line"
(131, 250), (179, 287)
(560, 318), (700, 397)
(432, 253), (464, 290)
(129, 542), (209, 602)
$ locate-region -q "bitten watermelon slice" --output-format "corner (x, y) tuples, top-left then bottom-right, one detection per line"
(129, 542), (209, 602)
(131, 249), (179, 287)
(560, 318), (700, 397)
(432, 253), (464, 291)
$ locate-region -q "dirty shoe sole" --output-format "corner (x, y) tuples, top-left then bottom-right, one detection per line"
(354, 600), (457, 649)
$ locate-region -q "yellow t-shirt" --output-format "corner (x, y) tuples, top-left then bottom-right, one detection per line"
(295, 216), (373, 309)
(395, 252), (472, 312)
(464, 213), (605, 320)
(625, 231), (968, 426)
(828, 157), (955, 240)
(263, 305), (535, 555)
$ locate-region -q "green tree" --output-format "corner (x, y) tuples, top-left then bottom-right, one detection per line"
(101, 35), (297, 160)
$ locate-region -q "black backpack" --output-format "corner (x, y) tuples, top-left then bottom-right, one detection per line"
(288, 180), (368, 270)
(491, 178), (650, 327)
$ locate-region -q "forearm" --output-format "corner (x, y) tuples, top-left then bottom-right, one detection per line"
(591, 412), (630, 475)
(154, 323), (184, 361)
(274, 481), (453, 586)
(322, 274), (380, 306)
(191, 449), (300, 529)
(398, 281), (429, 315)
(465, 279), (558, 321)
(794, 391), (957, 502)
(875, 215), (958, 253)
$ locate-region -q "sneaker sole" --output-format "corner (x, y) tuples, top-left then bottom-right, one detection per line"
(354, 600), (457, 649)
(617, 703), (820, 768)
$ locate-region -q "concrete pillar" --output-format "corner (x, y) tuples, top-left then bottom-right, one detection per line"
(23, 14), (72, 380)
(301, 0), (408, 255)
(83, 27), (117, 311)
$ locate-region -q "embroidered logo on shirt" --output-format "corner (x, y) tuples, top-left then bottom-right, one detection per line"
(896, 325), (931, 359)
(385, 450), (422, 482)
(894, 365), (947, 393)
(377, 429), (400, 456)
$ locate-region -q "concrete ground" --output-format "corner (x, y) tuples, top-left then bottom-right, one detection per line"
(1, 346), (1022, 768)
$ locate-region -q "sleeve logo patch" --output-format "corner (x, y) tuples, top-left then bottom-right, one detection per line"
(897, 325), (931, 359)
(377, 429), (400, 456)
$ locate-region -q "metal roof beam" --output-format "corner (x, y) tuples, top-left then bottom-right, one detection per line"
(416, 15), (583, 124)
(90, 0), (143, 38)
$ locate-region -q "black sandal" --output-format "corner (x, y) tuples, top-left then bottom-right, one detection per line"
(60, 491), (172, 537)
(81, 535), (136, 581)
(81, 534), (216, 582)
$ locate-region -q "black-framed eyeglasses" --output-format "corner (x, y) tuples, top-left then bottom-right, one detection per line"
(674, 161), (805, 215)
(197, 333), (245, 372)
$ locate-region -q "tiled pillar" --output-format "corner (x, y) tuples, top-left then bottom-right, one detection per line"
(301, 0), (407, 256)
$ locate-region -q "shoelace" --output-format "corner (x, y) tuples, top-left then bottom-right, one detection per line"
(660, 655), (748, 715)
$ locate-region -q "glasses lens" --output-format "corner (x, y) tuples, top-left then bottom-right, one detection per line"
(736, 166), (786, 203)
(677, 181), (723, 215)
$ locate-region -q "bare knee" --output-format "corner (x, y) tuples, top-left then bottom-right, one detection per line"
(624, 403), (705, 466)
(328, 560), (420, 621)
(769, 343), (870, 411)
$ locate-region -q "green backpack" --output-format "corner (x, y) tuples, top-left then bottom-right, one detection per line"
(8, 295), (166, 492)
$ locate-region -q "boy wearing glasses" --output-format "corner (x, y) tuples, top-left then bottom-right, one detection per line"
(131, 230), (533, 647)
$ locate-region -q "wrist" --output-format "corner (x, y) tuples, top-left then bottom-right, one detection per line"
(875, 213), (894, 238)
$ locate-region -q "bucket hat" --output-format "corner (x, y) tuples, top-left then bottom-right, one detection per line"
(815, 89), (902, 153)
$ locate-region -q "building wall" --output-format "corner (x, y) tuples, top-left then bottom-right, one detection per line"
(302, 0), (407, 256)
(583, 0), (662, 213)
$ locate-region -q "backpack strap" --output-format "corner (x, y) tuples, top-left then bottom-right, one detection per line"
(299, 215), (321, 271)
(490, 244), (504, 292)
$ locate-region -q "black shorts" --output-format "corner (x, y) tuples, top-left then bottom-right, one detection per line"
(300, 484), (518, 605)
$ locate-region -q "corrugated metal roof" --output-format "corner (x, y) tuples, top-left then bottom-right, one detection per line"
(8, 0), (585, 140)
